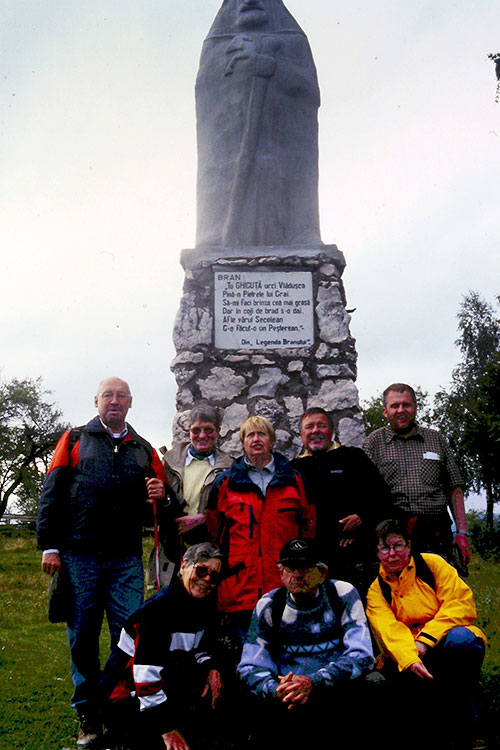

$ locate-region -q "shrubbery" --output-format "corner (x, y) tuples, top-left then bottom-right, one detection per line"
(469, 511), (500, 562)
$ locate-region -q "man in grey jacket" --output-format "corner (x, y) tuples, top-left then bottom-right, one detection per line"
(156, 406), (232, 577)
(162, 405), (232, 529)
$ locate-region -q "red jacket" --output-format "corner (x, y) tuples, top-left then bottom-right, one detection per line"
(206, 454), (315, 613)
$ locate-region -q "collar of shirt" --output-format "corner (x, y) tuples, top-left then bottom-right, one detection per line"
(385, 424), (424, 443)
(99, 418), (128, 439)
(186, 446), (216, 467)
(298, 440), (341, 458)
(379, 558), (416, 591)
(244, 455), (275, 474)
(290, 588), (321, 603)
(244, 455), (276, 495)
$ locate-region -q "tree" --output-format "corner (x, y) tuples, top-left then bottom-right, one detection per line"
(434, 292), (500, 528)
(487, 52), (500, 103)
(0, 377), (67, 519)
(361, 386), (433, 436)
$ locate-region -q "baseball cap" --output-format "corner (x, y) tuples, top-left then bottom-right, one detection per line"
(278, 538), (323, 568)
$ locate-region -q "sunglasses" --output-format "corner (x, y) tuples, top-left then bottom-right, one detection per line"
(193, 564), (220, 584)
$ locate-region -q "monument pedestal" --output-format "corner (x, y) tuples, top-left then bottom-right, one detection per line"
(171, 245), (363, 457)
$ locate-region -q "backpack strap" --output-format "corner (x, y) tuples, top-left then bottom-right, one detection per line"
(68, 426), (83, 454)
(377, 575), (392, 605)
(64, 426), (84, 466)
(325, 580), (345, 626)
(270, 586), (288, 639)
(413, 551), (436, 591)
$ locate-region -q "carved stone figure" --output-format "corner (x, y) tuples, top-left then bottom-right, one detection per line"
(195, 0), (322, 248)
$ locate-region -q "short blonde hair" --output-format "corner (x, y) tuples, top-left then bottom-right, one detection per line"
(239, 416), (275, 444)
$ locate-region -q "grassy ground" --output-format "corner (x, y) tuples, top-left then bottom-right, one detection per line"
(468, 555), (500, 662)
(1, 529), (499, 749)
(467, 554), (500, 742)
(0, 530), (157, 750)
(1, 529), (78, 749)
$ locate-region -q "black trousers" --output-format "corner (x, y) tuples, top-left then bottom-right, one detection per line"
(247, 672), (386, 750)
(103, 695), (222, 750)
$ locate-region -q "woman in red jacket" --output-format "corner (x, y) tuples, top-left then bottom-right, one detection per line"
(206, 416), (315, 642)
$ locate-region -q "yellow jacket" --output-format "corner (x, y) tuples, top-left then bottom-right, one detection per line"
(366, 553), (486, 672)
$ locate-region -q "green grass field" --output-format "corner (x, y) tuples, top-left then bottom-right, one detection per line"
(1, 529), (499, 749)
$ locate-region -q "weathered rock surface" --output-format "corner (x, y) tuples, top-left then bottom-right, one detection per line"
(170, 248), (363, 457)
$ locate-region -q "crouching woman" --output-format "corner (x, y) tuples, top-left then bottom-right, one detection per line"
(101, 542), (224, 750)
(366, 519), (486, 750)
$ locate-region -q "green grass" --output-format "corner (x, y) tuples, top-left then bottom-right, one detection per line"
(467, 555), (500, 741)
(1, 529), (499, 748)
(0, 530), (155, 750)
(468, 555), (500, 663)
(0, 530), (74, 749)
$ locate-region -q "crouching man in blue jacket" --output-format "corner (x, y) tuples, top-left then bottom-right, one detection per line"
(238, 538), (384, 749)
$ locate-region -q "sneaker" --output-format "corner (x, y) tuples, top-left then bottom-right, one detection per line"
(77, 714), (102, 749)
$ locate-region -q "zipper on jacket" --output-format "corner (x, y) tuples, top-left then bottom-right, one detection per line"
(112, 441), (119, 479)
(248, 505), (257, 539)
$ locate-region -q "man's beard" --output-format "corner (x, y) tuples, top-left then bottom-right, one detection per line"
(393, 420), (416, 435)
(307, 435), (328, 452)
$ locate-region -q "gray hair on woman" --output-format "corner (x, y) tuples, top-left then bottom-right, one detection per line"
(182, 542), (224, 566)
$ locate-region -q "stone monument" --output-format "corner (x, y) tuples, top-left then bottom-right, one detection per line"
(171, 0), (363, 456)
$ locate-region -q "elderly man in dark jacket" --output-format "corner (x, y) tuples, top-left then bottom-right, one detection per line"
(38, 376), (176, 749)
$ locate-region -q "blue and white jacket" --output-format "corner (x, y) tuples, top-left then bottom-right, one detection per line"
(101, 577), (218, 735)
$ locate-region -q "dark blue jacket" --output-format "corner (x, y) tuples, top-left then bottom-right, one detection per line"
(37, 416), (172, 556)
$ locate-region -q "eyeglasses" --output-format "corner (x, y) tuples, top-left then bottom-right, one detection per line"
(99, 391), (130, 401)
(193, 564), (220, 584)
(378, 542), (407, 555)
(190, 427), (216, 436)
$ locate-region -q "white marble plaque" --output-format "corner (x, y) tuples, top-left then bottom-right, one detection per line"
(214, 270), (314, 349)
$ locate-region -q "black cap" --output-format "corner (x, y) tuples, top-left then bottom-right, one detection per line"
(278, 538), (322, 568)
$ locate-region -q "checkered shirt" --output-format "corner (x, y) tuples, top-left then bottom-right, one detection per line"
(363, 425), (463, 517)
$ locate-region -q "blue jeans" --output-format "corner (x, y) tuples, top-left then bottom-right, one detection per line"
(425, 626), (485, 729)
(62, 552), (144, 714)
(391, 626), (485, 750)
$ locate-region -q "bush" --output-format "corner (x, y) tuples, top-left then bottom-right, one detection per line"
(477, 665), (500, 739)
(468, 511), (500, 562)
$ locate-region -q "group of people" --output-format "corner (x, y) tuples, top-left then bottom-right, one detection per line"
(37, 377), (485, 750)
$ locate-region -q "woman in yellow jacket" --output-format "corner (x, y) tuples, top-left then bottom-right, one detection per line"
(366, 519), (485, 750)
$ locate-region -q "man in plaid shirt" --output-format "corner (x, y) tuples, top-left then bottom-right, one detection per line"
(363, 383), (469, 567)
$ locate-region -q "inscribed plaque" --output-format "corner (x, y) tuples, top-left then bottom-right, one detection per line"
(214, 270), (313, 349)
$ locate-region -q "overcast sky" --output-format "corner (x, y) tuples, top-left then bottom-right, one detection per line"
(2, 0), (499, 507)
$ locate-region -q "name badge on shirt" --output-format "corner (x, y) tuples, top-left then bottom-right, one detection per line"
(423, 451), (439, 460)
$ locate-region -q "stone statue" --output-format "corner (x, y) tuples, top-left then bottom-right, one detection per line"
(195, 0), (322, 248)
